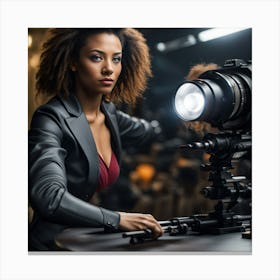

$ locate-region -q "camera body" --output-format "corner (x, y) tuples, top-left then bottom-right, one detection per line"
(175, 58), (252, 132)
(199, 59), (251, 131)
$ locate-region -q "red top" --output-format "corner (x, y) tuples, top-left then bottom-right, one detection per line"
(96, 151), (120, 192)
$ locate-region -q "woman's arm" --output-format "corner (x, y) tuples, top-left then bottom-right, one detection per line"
(116, 109), (160, 146)
(29, 108), (120, 230)
(29, 104), (163, 237)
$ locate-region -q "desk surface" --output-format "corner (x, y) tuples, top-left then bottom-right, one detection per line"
(55, 227), (251, 253)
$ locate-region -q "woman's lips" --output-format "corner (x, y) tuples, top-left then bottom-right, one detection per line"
(99, 79), (114, 86)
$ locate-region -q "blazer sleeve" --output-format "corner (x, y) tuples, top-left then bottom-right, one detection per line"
(29, 107), (120, 229)
(116, 109), (159, 146)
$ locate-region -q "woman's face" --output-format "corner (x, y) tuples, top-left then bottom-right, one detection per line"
(73, 32), (122, 96)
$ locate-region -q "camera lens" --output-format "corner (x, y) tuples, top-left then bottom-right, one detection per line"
(174, 83), (205, 120)
(174, 61), (251, 131)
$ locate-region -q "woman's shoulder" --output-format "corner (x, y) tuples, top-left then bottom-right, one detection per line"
(35, 95), (64, 113)
(30, 96), (70, 129)
(35, 94), (81, 118)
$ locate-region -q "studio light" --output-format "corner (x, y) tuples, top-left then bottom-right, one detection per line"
(174, 59), (252, 131)
(156, 35), (196, 53)
(198, 28), (250, 42)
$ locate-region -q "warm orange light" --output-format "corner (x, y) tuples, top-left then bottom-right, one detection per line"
(136, 164), (155, 183)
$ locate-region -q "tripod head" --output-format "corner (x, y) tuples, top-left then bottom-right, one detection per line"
(181, 131), (251, 211)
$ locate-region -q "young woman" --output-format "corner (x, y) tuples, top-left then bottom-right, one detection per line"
(28, 28), (163, 250)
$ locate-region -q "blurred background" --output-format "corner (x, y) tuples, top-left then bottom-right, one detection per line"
(28, 28), (252, 221)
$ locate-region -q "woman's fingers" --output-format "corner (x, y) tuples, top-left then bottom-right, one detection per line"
(118, 212), (163, 239)
(142, 214), (164, 238)
(143, 220), (163, 238)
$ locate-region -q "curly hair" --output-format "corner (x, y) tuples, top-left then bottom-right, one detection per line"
(35, 28), (152, 105)
(185, 63), (219, 81)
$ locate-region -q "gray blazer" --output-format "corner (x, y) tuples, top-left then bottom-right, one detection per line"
(28, 94), (156, 250)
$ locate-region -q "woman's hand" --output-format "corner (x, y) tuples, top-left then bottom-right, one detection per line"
(118, 212), (164, 239)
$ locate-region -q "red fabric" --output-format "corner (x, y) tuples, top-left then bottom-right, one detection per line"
(96, 151), (120, 192)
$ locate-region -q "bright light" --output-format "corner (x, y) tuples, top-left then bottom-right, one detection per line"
(183, 92), (205, 114)
(28, 34), (32, 48)
(175, 83), (205, 121)
(198, 28), (249, 42)
(156, 42), (166, 52)
(156, 35), (197, 52)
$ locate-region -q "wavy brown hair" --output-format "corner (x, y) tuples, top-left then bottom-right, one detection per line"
(35, 28), (152, 105)
(185, 63), (219, 81)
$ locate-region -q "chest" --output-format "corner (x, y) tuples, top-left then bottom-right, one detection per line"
(89, 121), (112, 168)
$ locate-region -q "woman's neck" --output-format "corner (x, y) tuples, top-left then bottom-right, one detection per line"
(75, 88), (103, 123)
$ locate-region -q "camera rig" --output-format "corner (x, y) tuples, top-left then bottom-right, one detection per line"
(123, 59), (252, 244)
(123, 131), (252, 244)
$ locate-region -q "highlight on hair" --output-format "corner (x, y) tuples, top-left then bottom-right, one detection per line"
(35, 28), (152, 105)
(185, 63), (219, 81)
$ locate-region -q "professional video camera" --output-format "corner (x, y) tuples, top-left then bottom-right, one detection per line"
(122, 59), (252, 244)
(174, 58), (251, 131)
(174, 59), (252, 234)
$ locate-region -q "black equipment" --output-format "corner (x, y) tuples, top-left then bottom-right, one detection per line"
(174, 59), (251, 131)
(123, 59), (252, 244)
(123, 214), (251, 244)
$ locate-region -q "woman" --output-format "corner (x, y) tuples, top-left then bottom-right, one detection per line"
(28, 28), (163, 251)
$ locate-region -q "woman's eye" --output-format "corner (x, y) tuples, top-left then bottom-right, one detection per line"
(113, 56), (122, 63)
(90, 55), (102, 62)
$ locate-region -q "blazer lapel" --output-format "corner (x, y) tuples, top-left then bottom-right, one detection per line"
(60, 94), (99, 187)
(65, 115), (99, 187)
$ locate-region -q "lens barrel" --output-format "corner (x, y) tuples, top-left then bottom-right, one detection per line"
(174, 59), (251, 131)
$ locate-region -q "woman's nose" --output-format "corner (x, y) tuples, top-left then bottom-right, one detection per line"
(101, 61), (113, 75)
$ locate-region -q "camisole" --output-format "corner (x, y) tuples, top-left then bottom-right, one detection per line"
(96, 151), (120, 192)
